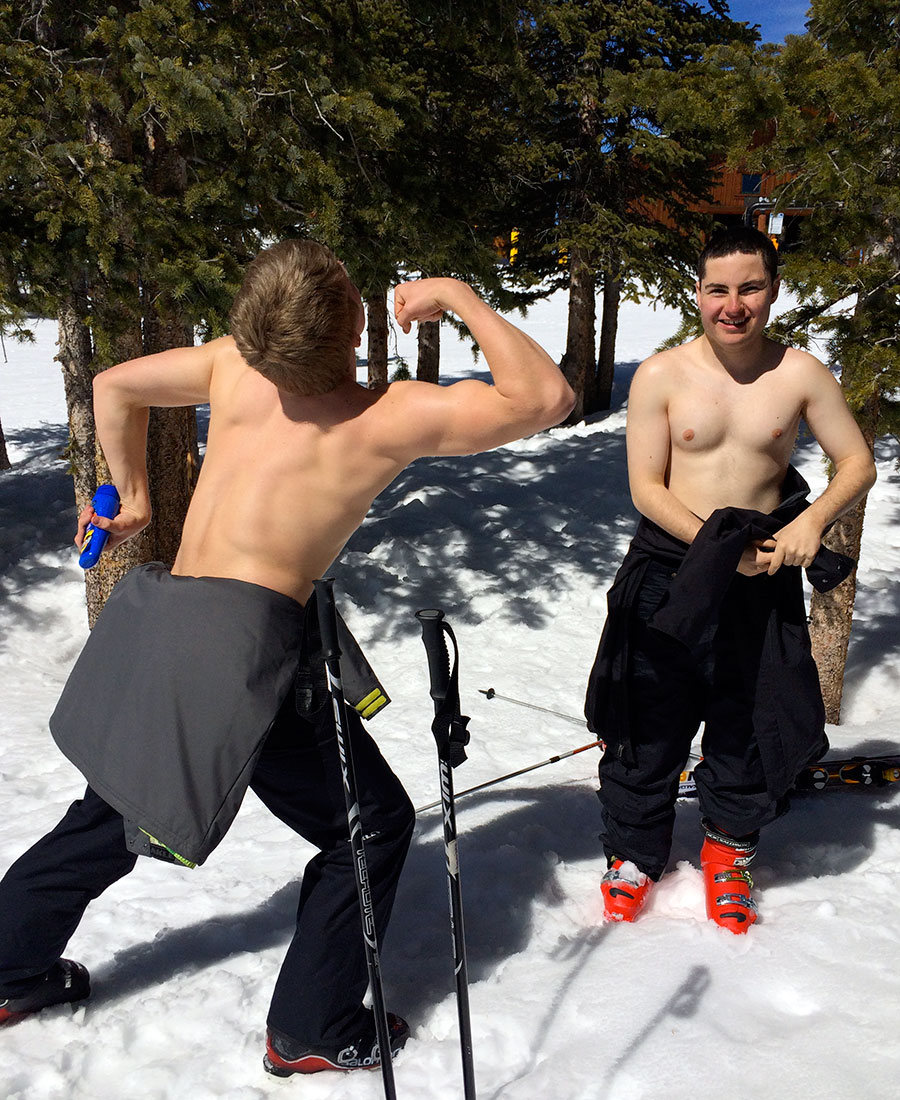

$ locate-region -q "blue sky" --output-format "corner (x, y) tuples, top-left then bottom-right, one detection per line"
(722, 0), (811, 43)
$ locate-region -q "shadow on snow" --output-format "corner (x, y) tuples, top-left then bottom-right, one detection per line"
(84, 768), (898, 1031)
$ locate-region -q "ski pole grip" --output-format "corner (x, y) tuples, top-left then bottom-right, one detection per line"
(416, 608), (450, 709)
(313, 578), (342, 662)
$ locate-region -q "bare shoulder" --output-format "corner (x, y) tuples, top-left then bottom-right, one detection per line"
(631, 343), (693, 392)
(209, 334), (248, 370)
(776, 342), (831, 375)
(206, 334), (260, 397)
(774, 343), (840, 394)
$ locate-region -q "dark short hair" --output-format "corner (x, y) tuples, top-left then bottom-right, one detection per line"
(229, 239), (357, 396)
(697, 226), (779, 284)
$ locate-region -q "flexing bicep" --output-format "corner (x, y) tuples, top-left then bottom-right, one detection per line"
(384, 377), (570, 458)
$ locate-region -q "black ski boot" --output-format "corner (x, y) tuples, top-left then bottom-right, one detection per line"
(0, 960), (91, 1025)
(263, 1012), (409, 1076)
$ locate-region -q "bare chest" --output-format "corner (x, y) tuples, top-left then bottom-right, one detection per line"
(667, 371), (802, 461)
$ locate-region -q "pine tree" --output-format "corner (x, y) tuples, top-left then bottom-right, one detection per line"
(298, 2), (543, 384)
(0, 1), (369, 620)
(754, 0), (900, 720)
(513, 0), (757, 420)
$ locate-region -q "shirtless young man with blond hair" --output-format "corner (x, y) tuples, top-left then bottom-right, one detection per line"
(0, 240), (574, 1073)
(586, 226), (875, 933)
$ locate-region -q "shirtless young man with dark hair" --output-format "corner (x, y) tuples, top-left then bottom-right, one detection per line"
(0, 240), (574, 1075)
(586, 226), (875, 933)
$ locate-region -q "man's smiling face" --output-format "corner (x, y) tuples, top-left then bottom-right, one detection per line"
(696, 251), (780, 350)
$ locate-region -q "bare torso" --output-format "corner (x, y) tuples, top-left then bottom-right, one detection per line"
(645, 335), (809, 520)
(622, 248), (875, 573)
(173, 339), (408, 605)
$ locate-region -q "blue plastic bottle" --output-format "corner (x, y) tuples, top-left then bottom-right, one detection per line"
(78, 484), (120, 570)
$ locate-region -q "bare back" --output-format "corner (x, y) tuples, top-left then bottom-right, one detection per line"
(87, 276), (574, 592)
(173, 339), (410, 604)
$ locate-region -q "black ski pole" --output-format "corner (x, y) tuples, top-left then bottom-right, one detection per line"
(416, 608), (477, 1100)
(478, 687), (586, 727)
(315, 579), (397, 1100)
(415, 738), (604, 814)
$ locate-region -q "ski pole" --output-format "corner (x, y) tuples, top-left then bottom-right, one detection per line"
(478, 687), (586, 727)
(314, 579), (397, 1100)
(416, 608), (477, 1100)
(415, 739), (604, 814)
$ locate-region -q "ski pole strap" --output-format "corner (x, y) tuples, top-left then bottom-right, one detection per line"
(416, 609), (471, 768)
(303, 582), (391, 719)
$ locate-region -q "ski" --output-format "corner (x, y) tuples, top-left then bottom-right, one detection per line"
(794, 757), (900, 792)
(677, 755), (900, 798)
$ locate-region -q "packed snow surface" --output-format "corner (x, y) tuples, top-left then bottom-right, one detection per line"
(1, 289), (898, 1099)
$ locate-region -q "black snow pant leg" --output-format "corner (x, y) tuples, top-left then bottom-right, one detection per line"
(598, 567), (785, 878)
(250, 693), (415, 1048)
(598, 562), (704, 881)
(692, 578), (783, 838)
(0, 787), (137, 997)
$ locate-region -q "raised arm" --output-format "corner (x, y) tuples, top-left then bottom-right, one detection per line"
(767, 354), (876, 573)
(625, 356), (704, 544)
(80, 340), (218, 551)
(388, 278), (574, 456)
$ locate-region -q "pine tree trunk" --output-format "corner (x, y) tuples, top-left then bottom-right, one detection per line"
(57, 294), (97, 511)
(0, 413), (10, 470)
(143, 298), (199, 565)
(809, 498), (868, 723)
(366, 290), (388, 385)
(559, 246), (595, 424)
(75, 118), (200, 625)
(82, 309), (144, 624)
(808, 369), (880, 723)
(589, 272), (620, 414)
(82, 295), (199, 626)
(416, 319), (440, 383)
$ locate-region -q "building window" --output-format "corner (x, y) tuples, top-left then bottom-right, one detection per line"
(741, 174), (762, 195)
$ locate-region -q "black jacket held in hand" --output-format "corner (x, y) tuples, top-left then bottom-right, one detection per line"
(585, 466), (854, 799)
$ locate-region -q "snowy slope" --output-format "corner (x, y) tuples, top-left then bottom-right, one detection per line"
(1, 290), (898, 1100)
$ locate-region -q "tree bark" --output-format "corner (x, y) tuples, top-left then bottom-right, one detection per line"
(559, 246), (595, 424)
(82, 303), (145, 624)
(82, 291), (200, 626)
(56, 294), (97, 511)
(365, 289), (388, 385)
(416, 319), (441, 383)
(0, 413), (10, 470)
(589, 271), (621, 414)
(808, 344), (880, 723)
(809, 497), (868, 724)
(75, 117), (200, 625)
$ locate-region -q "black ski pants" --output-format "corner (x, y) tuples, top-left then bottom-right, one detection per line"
(0, 691), (414, 1047)
(598, 561), (783, 880)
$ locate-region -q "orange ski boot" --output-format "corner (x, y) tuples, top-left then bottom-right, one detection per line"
(601, 859), (652, 922)
(700, 820), (758, 934)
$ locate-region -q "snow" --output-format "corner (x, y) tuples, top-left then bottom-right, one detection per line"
(2, 288), (899, 1099)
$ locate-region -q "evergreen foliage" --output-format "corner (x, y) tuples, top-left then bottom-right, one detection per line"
(509, 0), (758, 416)
(732, 0), (900, 721)
(758, 0), (900, 438)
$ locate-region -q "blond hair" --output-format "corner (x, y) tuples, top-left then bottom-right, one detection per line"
(230, 239), (357, 395)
